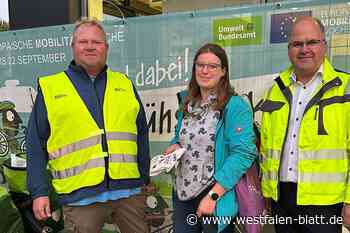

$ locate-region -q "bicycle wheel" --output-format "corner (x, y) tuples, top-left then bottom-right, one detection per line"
(0, 130), (9, 157)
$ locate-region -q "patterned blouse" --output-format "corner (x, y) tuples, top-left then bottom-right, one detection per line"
(175, 94), (220, 201)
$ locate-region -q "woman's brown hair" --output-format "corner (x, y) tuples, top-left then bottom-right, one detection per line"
(184, 43), (235, 114)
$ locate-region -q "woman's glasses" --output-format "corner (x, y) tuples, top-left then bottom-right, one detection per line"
(195, 63), (222, 72)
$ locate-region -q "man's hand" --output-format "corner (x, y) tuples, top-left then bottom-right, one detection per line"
(264, 197), (272, 215)
(32, 196), (51, 220)
(196, 195), (216, 217)
(343, 204), (350, 225)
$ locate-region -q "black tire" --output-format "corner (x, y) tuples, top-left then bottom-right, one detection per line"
(0, 130), (9, 157)
(20, 139), (26, 153)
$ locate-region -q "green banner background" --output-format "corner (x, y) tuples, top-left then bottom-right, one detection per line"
(1, 0), (350, 231)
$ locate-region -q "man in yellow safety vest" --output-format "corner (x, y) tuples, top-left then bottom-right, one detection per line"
(27, 19), (150, 233)
(260, 16), (350, 233)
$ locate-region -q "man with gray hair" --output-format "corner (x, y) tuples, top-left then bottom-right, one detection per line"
(260, 16), (350, 233)
(27, 19), (150, 233)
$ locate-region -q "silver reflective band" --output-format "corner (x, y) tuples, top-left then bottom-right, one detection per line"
(52, 157), (105, 179)
(109, 154), (137, 163)
(106, 132), (137, 141)
(49, 135), (102, 160)
(262, 171), (278, 180)
(265, 149), (347, 161)
(265, 149), (281, 161)
(299, 172), (347, 183)
(262, 171), (347, 184)
(346, 79), (350, 94)
(300, 149), (346, 160)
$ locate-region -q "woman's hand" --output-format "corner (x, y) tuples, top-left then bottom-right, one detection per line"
(196, 183), (226, 217)
(196, 195), (216, 217)
(163, 143), (181, 155)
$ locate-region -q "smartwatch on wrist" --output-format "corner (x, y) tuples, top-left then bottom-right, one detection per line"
(208, 190), (219, 201)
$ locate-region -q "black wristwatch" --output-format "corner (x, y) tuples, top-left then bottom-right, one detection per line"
(208, 190), (219, 201)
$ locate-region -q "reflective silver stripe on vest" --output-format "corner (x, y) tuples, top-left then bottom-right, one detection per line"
(299, 172), (347, 183)
(265, 149), (346, 161)
(106, 132), (137, 141)
(299, 149), (346, 160)
(51, 157), (105, 179)
(264, 149), (281, 161)
(263, 171), (347, 183)
(346, 78), (350, 94)
(49, 135), (102, 160)
(109, 154), (137, 163)
(262, 170), (278, 181)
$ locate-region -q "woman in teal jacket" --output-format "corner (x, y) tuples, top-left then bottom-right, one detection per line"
(164, 43), (257, 233)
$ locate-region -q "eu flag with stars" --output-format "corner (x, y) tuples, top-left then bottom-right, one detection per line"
(270, 11), (312, 44)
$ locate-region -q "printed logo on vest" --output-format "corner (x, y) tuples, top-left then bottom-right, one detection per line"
(54, 94), (68, 99)
(115, 88), (126, 92)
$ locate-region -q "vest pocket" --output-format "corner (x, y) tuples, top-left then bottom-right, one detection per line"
(259, 100), (285, 113)
(108, 155), (140, 180)
(317, 95), (350, 135)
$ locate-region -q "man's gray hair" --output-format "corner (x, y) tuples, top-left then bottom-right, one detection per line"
(72, 18), (107, 44)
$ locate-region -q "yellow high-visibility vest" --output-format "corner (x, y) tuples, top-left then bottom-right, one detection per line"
(39, 69), (140, 194)
(260, 58), (350, 205)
